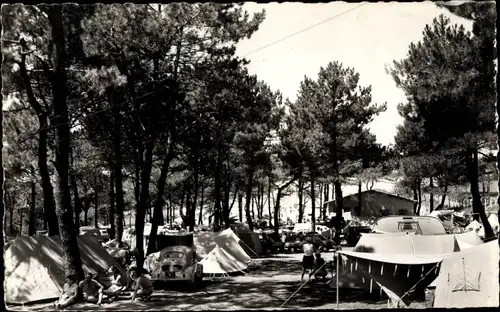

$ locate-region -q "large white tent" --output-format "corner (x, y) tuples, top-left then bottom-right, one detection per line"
(433, 241), (499, 308)
(200, 245), (249, 275)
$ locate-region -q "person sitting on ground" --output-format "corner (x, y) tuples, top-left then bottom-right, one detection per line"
(301, 237), (315, 282)
(130, 268), (154, 302)
(79, 272), (104, 305)
(313, 252), (328, 281)
(103, 266), (126, 300)
(54, 274), (78, 309)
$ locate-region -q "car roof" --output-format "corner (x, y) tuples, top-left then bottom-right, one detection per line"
(161, 245), (193, 253)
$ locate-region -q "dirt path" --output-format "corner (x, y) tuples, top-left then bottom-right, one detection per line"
(9, 253), (430, 310)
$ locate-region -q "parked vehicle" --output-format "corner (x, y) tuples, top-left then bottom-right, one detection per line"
(283, 232), (304, 253)
(147, 232), (203, 287)
(259, 232), (284, 253)
(344, 225), (372, 247)
(99, 229), (110, 242)
(302, 232), (335, 251)
(149, 245), (203, 285)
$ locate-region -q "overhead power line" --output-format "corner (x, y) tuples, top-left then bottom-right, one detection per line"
(243, 3), (368, 57)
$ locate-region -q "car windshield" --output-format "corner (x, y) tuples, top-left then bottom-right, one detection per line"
(373, 217), (446, 235)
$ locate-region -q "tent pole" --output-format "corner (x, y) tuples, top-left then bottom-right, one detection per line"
(336, 254), (339, 309)
(239, 239), (259, 257)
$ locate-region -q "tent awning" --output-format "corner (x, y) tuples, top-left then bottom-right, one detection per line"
(338, 250), (447, 265)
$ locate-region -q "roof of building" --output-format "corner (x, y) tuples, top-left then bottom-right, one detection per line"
(324, 189), (416, 204)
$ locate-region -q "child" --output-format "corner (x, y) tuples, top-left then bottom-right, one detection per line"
(54, 274), (78, 309)
(313, 252), (328, 281)
(130, 268), (153, 302)
(79, 272), (104, 305)
(301, 237), (315, 282)
(103, 266), (126, 300)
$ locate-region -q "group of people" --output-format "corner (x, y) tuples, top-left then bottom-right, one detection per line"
(301, 237), (330, 282)
(54, 265), (154, 310)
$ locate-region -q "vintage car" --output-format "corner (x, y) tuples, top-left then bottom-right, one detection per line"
(259, 232), (284, 254)
(149, 245), (203, 285)
(284, 232), (304, 253)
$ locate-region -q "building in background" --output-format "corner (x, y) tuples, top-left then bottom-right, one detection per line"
(323, 189), (415, 221)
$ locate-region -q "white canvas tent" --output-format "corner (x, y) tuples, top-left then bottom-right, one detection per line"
(433, 241), (499, 308)
(200, 245), (248, 275)
(192, 228), (252, 276)
(193, 231), (218, 260)
(466, 220), (482, 232)
(488, 214), (499, 234)
(5, 235), (126, 304)
(214, 228), (251, 263)
(454, 231), (483, 250)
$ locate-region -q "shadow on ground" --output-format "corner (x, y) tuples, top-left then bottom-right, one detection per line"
(9, 256), (429, 310)
(35, 279), (398, 311)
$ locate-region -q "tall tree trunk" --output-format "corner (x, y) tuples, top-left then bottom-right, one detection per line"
(417, 179), (422, 215)
(466, 148), (494, 238)
(108, 89), (125, 242)
(47, 4), (83, 280)
(245, 166), (255, 231)
(238, 191), (243, 223)
(318, 183), (324, 220)
(69, 153), (82, 233)
(255, 184), (261, 219)
(28, 169), (37, 236)
(356, 180), (362, 217)
(180, 186), (185, 220)
(199, 183), (205, 225)
(323, 184), (330, 220)
(148, 143), (175, 256)
(108, 169), (116, 239)
(413, 180), (419, 214)
(20, 207), (24, 236)
(273, 177), (298, 236)
(222, 172), (231, 229)
(310, 172), (316, 232)
(183, 184), (192, 229)
(267, 177), (272, 226)
(251, 195), (256, 220)
(435, 182), (448, 211)
(298, 177), (304, 223)
(94, 175), (98, 228)
(135, 140), (155, 268)
(229, 184), (238, 215)
(334, 180), (343, 244)
(191, 160), (200, 231)
(18, 40), (58, 236)
(214, 153), (223, 232)
(429, 177), (435, 213)
(39, 115), (58, 235)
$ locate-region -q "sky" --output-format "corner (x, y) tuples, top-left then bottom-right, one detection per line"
(235, 2), (473, 146)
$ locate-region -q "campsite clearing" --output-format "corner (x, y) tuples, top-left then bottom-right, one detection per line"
(8, 252), (431, 311)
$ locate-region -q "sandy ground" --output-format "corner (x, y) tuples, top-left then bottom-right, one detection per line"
(8, 251), (431, 311)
